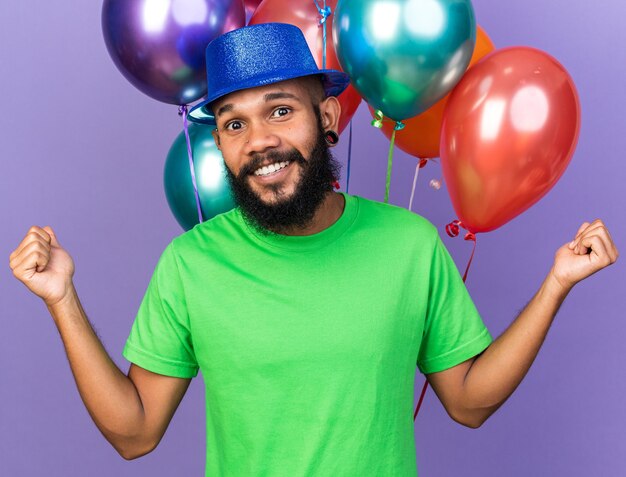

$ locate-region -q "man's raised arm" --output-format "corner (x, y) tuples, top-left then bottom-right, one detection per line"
(427, 219), (618, 428)
(10, 225), (190, 459)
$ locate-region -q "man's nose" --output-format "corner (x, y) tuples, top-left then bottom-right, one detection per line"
(243, 122), (280, 155)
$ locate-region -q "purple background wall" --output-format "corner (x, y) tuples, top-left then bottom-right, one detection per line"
(1, 1), (624, 475)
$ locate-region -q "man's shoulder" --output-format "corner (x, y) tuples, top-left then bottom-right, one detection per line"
(170, 207), (243, 252)
(351, 194), (438, 238)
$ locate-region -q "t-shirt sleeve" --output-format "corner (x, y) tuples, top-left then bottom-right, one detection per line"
(416, 234), (493, 374)
(123, 241), (199, 378)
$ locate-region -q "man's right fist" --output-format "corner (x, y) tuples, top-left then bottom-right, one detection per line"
(9, 226), (75, 307)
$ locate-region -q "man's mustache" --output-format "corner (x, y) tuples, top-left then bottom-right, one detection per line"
(238, 149), (307, 178)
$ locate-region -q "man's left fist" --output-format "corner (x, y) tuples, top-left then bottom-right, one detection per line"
(551, 219), (619, 292)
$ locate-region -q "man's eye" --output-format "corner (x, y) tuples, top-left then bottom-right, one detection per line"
(225, 121), (243, 131)
(272, 107), (291, 118)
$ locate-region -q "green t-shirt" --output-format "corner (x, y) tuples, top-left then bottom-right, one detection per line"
(123, 192), (492, 476)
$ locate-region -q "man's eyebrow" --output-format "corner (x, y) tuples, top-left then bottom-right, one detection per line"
(263, 92), (300, 102)
(216, 103), (234, 118)
(216, 92), (300, 117)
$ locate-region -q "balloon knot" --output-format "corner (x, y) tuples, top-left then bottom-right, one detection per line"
(319, 6), (331, 24)
(315, 1), (332, 24)
(419, 158), (428, 168)
(446, 220), (461, 238)
(371, 109), (384, 128)
(178, 105), (187, 117)
(394, 121), (405, 131)
(446, 220), (475, 242)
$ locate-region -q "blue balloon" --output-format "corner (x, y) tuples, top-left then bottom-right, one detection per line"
(164, 124), (236, 231)
(333, 0), (476, 121)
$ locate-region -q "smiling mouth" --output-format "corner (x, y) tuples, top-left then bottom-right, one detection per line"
(252, 160), (292, 177)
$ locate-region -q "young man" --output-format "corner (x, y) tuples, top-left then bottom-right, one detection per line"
(9, 23), (618, 476)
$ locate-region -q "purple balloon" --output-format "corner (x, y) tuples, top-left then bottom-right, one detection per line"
(102, 0), (245, 105)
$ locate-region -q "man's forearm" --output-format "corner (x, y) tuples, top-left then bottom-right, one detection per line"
(460, 271), (570, 426)
(47, 284), (149, 458)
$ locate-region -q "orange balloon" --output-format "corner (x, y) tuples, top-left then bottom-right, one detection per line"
(250, 0), (362, 135)
(369, 26), (495, 159)
(440, 47), (581, 233)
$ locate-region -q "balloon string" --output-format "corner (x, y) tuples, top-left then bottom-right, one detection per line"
(346, 120), (353, 193)
(445, 219), (477, 282)
(408, 159), (428, 211)
(408, 163), (420, 211)
(314, 0), (331, 69)
(463, 236), (477, 282)
(414, 219), (477, 421)
(414, 380), (429, 421)
(383, 121), (404, 204)
(179, 105), (204, 224)
(384, 129), (395, 204)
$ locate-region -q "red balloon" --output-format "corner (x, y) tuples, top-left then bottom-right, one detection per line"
(440, 47), (581, 233)
(249, 0), (362, 134)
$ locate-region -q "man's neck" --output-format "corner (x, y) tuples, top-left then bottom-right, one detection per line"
(274, 191), (346, 236)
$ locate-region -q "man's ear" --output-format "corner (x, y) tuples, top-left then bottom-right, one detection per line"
(319, 96), (341, 132)
(212, 128), (221, 149)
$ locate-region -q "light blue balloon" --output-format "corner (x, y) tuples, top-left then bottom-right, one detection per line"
(164, 124), (236, 231)
(333, 0), (476, 121)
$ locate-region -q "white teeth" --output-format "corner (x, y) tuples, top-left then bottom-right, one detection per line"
(254, 161), (290, 176)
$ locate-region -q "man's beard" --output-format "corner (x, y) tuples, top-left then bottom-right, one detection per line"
(224, 113), (342, 236)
